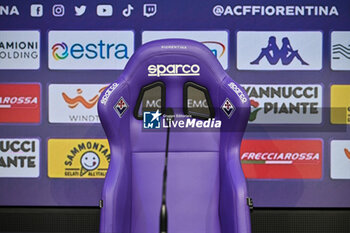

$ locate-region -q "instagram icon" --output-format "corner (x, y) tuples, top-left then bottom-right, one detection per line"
(52, 4), (65, 17)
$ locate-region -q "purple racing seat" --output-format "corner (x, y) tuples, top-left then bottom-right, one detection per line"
(98, 39), (252, 233)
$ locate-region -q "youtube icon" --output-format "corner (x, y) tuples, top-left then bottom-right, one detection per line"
(97, 5), (113, 16)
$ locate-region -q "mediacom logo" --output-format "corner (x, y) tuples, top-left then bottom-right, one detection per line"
(0, 138), (40, 178)
(0, 31), (40, 69)
(240, 139), (322, 179)
(48, 139), (110, 178)
(142, 31), (228, 69)
(0, 84), (40, 123)
(242, 84), (322, 124)
(48, 31), (134, 70)
(49, 84), (107, 123)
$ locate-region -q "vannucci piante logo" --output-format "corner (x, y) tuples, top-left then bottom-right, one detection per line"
(52, 42), (68, 60)
(48, 31), (134, 70)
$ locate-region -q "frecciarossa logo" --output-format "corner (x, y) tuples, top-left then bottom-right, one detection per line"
(148, 64), (200, 77)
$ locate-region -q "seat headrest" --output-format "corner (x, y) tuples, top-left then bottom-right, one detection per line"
(118, 39), (227, 88)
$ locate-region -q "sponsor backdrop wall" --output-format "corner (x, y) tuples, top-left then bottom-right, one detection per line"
(0, 0), (349, 207)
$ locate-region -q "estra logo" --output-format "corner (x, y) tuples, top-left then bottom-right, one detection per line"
(240, 139), (323, 179)
(142, 31), (228, 69)
(242, 84), (322, 124)
(49, 84), (107, 123)
(48, 31), (134, 70)
(0, 138), (40, 178)
(0, 84), (40, 123)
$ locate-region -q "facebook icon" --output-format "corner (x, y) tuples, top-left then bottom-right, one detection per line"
(143, 110), (162, 129)
(31, 4), (43, 17)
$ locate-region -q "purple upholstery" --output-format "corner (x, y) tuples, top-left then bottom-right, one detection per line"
(98, 39), (251, 233)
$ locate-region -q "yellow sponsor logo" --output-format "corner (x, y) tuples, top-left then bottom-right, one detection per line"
(48, 139), (110, 178)
(331, 85), (350, 124)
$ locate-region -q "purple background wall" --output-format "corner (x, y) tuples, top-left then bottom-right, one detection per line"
(0, 0), (349, 207)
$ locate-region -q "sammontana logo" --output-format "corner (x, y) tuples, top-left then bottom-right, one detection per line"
(148, 64), (200, 77)
(48, 139), (110, 178)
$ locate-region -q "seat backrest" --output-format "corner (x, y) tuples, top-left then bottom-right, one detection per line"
(99, 39), (251, 233)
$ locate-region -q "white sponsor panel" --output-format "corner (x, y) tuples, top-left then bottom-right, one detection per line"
(331, 31), (350, 71)
(142, 31), (228, 69)
(48, 30), (134, 70)
(0, 31), (40, 69)
(331, 140), (350, 179)
(0, 138), (40, 177)
(243, 84), (322, 124)
(237, 31), (322, 70)
(49, 84), (107, 123)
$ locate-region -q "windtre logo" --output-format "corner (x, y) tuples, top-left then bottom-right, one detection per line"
(0, 84), (40, 123)
(49, 84), (107, 123)
(331, 140), (350, 179)
(48, 31), (134, 70)
(0, 138), (40, 178)
(240, 139), (322, 179)
(62, 87), (106, 109)
(242, 84), (322, 124)
(48, 139), (110, 178)
(52, 42), (68, 60)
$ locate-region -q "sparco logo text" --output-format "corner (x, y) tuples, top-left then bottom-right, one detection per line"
(148, 64), (200, 77)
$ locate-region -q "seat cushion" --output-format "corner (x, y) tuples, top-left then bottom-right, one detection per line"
(131, 151), (221, 233)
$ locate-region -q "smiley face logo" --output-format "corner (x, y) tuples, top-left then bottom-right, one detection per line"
(80, 152), (100, 171)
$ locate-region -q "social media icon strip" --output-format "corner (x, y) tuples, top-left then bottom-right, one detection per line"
(52, 4), (65, 17)
(331, 31), (350, 70)
(97, 5), (113, 17)
(236, 31), (322, 70)
(142, 31), (228, 69)
(331, 140), (350, 179)
(122, 4), (134, 17)
(143, 4), (157, 17)
(75, 5), (86, 16)
(48, 30), (134, 70)
(30, 4), (43, 17)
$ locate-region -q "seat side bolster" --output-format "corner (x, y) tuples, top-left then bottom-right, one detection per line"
(99, 81), (132, 233)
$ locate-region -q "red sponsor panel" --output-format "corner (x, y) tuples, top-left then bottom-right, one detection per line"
(240, 139), (322, 179)
(0, 84), (40, 123)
